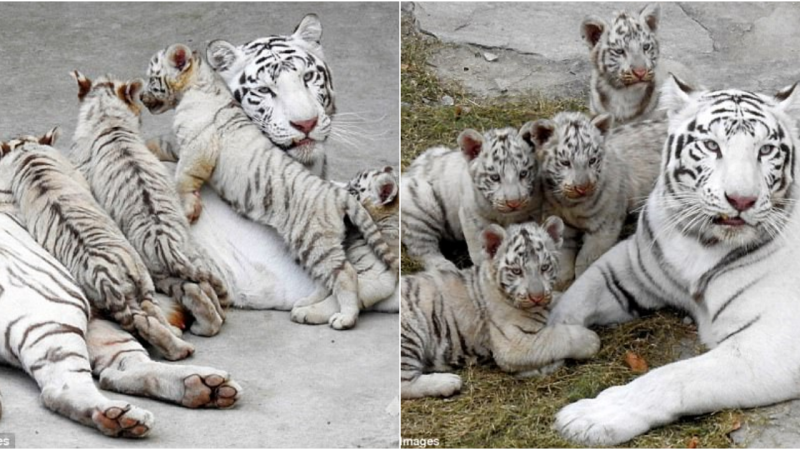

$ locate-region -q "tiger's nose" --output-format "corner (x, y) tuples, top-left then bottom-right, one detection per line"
(726, 194), (757, 212)
(290, 117), (318, 134)
(632, 67), (648, 80)
(505, 199), (523, 210)
(528, 293), (550, 306)
(574, 183), (593, 196)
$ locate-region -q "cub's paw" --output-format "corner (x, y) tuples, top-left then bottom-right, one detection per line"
(328, 312), (357, 330)
(290, 305), (330, 325)
(182, 191), (203, 224)
(181, 372), (243, 409)
(555, 386), (651, 446)
(425, 373), (462, 397)
(92, 402), (154, 438)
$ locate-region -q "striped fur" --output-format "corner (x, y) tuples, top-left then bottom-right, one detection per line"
(291, 166), (400, 324)
(0, 134), (194, 361)
(206, 14), (334, 178)
(550, 77), (800, 446)
(401, 125), (541, 271)
(140, 44), (398, 330)
(533, 112), (663, 285)
(401, 218), (600, 399)
(69, 71), (229, 337)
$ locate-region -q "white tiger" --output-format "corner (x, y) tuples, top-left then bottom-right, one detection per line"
(401, 217), (600, 399)
(401, 125), (540, 272)
(140, 43), (398, 330)
(549, 76), (800, 446)
(531, 112), (663, 285)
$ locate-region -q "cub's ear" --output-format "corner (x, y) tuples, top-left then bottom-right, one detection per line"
(581, 16), (607, 49)
(481, 224), (506, 260)
(166, 44), (193, 71)
(639, 4), (660, 32)
(119, 79), (144, 107)
(206, 40), (242, 72)
(0, 141), (11, 157)
(542, 216), (565, 249)
(458, 129), (484, 161)
(775, 82), (800, 116)
(530, 119), (556, 149)
(374, 172), (399, 205)
(591, 113), (613, 136)
(293, 13), (323, 44)
(660, 73), (696, 116)
(518, 121), (538, 150)
(39, 127), (60, 147)
(71, 70), (92, 101)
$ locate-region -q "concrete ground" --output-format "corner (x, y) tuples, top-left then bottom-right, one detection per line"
(0, 3), (398, 448)
(408, 2), (800, 447)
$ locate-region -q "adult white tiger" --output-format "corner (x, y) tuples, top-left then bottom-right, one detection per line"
(549, 76), (800, 446)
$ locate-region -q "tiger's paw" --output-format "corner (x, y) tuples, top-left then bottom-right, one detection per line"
(181, 372), (242, 409)
(183, 283), (224, 337)
(555, 385), (651, 446)
(328, 312), (357, 330)
(183, 191), (203, 224)
(290, 306), (329, 325)
(92, 402), (154, 438)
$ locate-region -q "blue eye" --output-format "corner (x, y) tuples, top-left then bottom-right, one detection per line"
(490, 174), (500, 182)
(704, 140), (720, 154)
(256, 86), (274, 96)
(511, 268), (522, 275)
(303, 71), (314, 82)
(759, 144), (776, 157)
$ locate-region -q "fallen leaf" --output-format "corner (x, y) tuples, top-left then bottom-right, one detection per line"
(688, 435), (699, 448)
(401, 64), (409, 71)
(730, 415), (742, 432)
(624, 351), (649, 374)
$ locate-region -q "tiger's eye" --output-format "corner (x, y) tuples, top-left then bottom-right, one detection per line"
(303, 72), (314, 82)
(759, 144), (776, 157)
(560, 160), (572, 168)
(511, 268), (522, 275)
(490, 174), (501, 182)
(704, 140), (720, 153)
(519, 170), (529, 178)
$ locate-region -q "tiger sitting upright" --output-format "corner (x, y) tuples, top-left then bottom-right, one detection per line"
(140, 43), (397, 330)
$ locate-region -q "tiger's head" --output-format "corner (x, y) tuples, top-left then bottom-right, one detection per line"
(458, 124), (539, 214)
(532, 112), (613, 204)
(482, 217), (564, 310)
(582, 4), (660, 89)
(0, 127), (59, 159)
(140, 44), (203, 115)
(71, 71), (145, 126)
(660, 75), (800, 247)
(206, 14), (335, 164)
(346, 166), (398, 222)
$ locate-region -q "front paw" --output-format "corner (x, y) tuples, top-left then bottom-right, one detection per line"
(555, 386), (651, 446)
(183, 191), (203, 224)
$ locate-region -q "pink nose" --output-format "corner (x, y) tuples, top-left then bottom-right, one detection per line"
(574, 184), (592, 196)
(528, 294), (550, 306)
(505, 199), (522, 210)
(632, 67), (647, 79)
(726, 194), (757, 212)
(290, 117), (318, 134)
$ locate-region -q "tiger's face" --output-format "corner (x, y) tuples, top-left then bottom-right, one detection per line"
(582, 4), (660, 89)
(533, 112), (612, 204)
(660, 75), (800, 247)
(346, 166), (398, 221)
(459, 125), (538, 214)
(140, 44), (197, 115)
(483, 218), (563, 310)
(206, 14), (335, 163)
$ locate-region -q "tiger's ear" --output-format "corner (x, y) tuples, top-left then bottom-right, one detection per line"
(118, 79), (143, 107)
(542, 216), (565, 249)
(458, 129), (484, 161)
(591, 114), (613, 137)
(0, 142), (11, 157)
(166, 44), (193, 72)
(39, 127), (59, 147)
(71, 70), (92, 101)
(639, 4), (660, 32)
(293, 13), (323, 45)
(530, 119), (556, 149)
(660, 74), (696, 116)
(481, 224), (506, 260)
(774, 82), (800, 115)
(518, 121), (537, 150)
(206, 40), (243, 72)
(374, 172), (399, 205)
(581, 16), (607, 49)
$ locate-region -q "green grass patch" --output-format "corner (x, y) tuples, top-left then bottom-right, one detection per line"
(400, 15), (750, 448)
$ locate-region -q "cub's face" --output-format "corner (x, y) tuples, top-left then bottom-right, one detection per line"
(346, 166), (398, 221)
(483, 218), (563, 310)
(207, 14), (335, 162)
(661, 76), (800, 247)
(140, 44), (197, 115)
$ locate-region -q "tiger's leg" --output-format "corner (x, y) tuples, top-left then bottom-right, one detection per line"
(144, 135), (179, 162)
(154, 276), (224, 336)
(401, 179), (459, 272)
(174, 141), (217, 224)
(15, 320), (153, 437)
(290, 294), (339, 325)
(88, 318), (241, 409)
(489, 324), (601, 375)
(554, 225), (581, 290)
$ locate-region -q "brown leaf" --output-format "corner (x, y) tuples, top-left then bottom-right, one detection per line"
(730, 416), (742, 432)
(401, 64), (409, 71)
(624, 351), (649, 374)
(688, 435), (700, 448)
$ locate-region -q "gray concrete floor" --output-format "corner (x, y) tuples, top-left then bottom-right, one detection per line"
(0, 2), (398, 447)
(408, 2), (800, 447)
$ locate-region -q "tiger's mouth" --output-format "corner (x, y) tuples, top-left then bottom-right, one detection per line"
(713, 214), (747, 227)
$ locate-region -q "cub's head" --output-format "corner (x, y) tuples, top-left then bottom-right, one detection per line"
(206, 14), (335, 157)
(346, 166), (398, 221)
(0, 127), (59, 158)
(482, 217), (564, 310)
(140, 44), (200, 115)
(660, 75), (800, 247)
(72, 71), (144, 120)
(582, 4), (660, 88)
(532, 112), (613, 203)
(458, 124), (538, 214)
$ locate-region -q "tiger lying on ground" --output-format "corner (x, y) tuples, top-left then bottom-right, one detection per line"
(401, 218), (600, 399)
(68, 71), (229, 337)
(550, 76), (800, 446)
(140, 43), (398, 330)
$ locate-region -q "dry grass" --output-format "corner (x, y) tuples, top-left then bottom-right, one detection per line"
(400, 16), (748, 448)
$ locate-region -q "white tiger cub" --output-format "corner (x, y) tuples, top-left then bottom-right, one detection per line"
(291, 166), (400, 324)
(0, 132), (193, 361)
(140, 43), (398, 330)
(205, 14), (335, 179)
(531, 112), (663, 284)
(401, 125), (540, 271)
(401, 217), (600, 399)
(582, 4), (694, 125)
(68, 71), (228, 337)
(549, 77), (800, 446)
